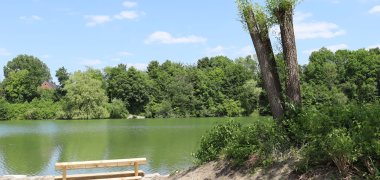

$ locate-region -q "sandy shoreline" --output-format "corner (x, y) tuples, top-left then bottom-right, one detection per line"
(0, 173), (169, 180)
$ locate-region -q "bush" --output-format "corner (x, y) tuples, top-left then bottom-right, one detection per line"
(194, 120), (241, 163)
(287, 103), (380, 176)
(195, 119), (288, 167)
(109, 99), (129, 119)
(0, 98), (9, 120)
(24, 99), (62, 120)
(224, 119), (288, 166)
(145, 100), (173, 118)
(6, 103), (29, 120)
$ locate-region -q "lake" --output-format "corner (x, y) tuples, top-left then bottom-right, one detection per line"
(0, 117), (259, 176)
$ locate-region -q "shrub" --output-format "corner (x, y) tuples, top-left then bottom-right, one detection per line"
(224, 119), (288, 166)
(145, 100), (173, 118)
(0, 98), (9, 120)
(195, 118), (288, 167)
(109, 99), (129, 119)
(287, 103), (380, 177)
(24, 99), (62, 120)
(194, 120), (241, 163)
(6, 103), (29, 120)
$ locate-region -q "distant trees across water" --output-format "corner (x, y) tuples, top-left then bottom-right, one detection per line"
(0, 47), (379, 120)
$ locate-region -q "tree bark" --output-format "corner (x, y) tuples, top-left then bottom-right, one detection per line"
(277, 8), (302, 105)
(243, 8), (284, 119)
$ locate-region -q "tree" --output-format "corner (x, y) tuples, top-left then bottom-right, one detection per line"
(124, 67), (151, 114)
(104, 64), (128, 102)
(267, 0), (302, 105)
(105, 65), (150, 115)
(55, 67), (70, 88)
(55, 67), (70, 98)
(3, 55), (51, 102)
(239, 79), (262, 115)
(2, 70), (31, 103)
(109, 99), (129, 119)
(237, 0), (284, 119)
(63, 70), (109, 119)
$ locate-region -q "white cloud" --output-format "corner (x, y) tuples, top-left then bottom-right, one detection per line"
(206, 45), (225, 56)
(326, 44), (349, 52)
(0, 48), (11, 56)
(19, 15), (42, 22)
(294, 12), (313, 22)
(123, 1), (137, 8)
(85, 15), (112, 26)
(127, 63), (148, 71)
(238, 45), (254, 56)
(206, 45), (255, 58)
(80, 59), (102, 66)
(369, 5), (380, 14)
(294, 12), (346, 39)
(145, 31), (207, 44)
(84, 0), (143, 26)
(367, 44), (380, 49)
(118, 51), (133, 56)
(303, 43), (348, 55)
(114, 11), (139, 20)
(41, 54), (51, 59)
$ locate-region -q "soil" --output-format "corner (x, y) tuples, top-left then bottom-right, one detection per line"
(0, 159), (343, 180)
(153, 159), (342, 180)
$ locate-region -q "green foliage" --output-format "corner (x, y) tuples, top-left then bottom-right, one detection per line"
(145, 100), (173, 118)
(63, 69), (109, 119)
(0, 98), (9, 120)
(37, 88), (56, 101)
(0, 99), (62, 120)
(55, 66), (70, 98)
(23, 99), (62, 120)
(287, 103), (380, 176)
(2, 70), (32, 103)
(239, 79), (262, 116)
(55, 66), (70, 87)
(195, 120), (241, 163)
(195, 119), (287, 167)
(3, 55), (51, 102)
(222, 99), (243, 117)
(224, 119), (288, 166)
(303, 48), (380, 103)
(109, 99), (129, 119)
(105, 65), (151, 115)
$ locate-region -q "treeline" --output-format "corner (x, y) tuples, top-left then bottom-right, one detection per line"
(195, 47), (380, 178)
(0, 47), (379, 120)
(0, 55), (262, 120)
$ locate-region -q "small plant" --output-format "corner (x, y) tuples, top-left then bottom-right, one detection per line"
(194, 120), (241, 163)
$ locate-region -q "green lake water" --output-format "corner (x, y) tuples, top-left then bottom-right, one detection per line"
(0, 117), (259, 176)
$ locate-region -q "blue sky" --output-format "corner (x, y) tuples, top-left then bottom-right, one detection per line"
(0, 0), (379, 82)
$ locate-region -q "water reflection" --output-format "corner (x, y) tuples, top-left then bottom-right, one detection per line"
(0, 117), (253, 175)
(0, 133), (54, 175)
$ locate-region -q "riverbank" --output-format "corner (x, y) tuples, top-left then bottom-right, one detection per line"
(0, 162), (343, 180)
(0, 173), (168, 180)
(161, 160), (342, 180)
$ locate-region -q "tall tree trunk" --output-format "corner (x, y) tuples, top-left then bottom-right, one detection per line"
(277, 8), (302, 105)
(243, 8), (284, 119)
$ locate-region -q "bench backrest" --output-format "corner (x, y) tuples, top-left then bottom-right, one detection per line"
(55, 158), (147, 170)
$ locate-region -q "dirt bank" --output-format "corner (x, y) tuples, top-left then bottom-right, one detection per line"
(154, 159), (341, 180)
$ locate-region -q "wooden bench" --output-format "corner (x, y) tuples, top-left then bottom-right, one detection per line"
(55, 158), (147, 180)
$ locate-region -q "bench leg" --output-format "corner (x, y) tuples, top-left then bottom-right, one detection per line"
(62, 167), (67, 180)
(134, 162), (138, 176)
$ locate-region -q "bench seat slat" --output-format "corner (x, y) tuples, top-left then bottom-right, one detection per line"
(97, 176), (142, 180)
(54, 170), (144, 180)
(55, 158), (147, 170)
